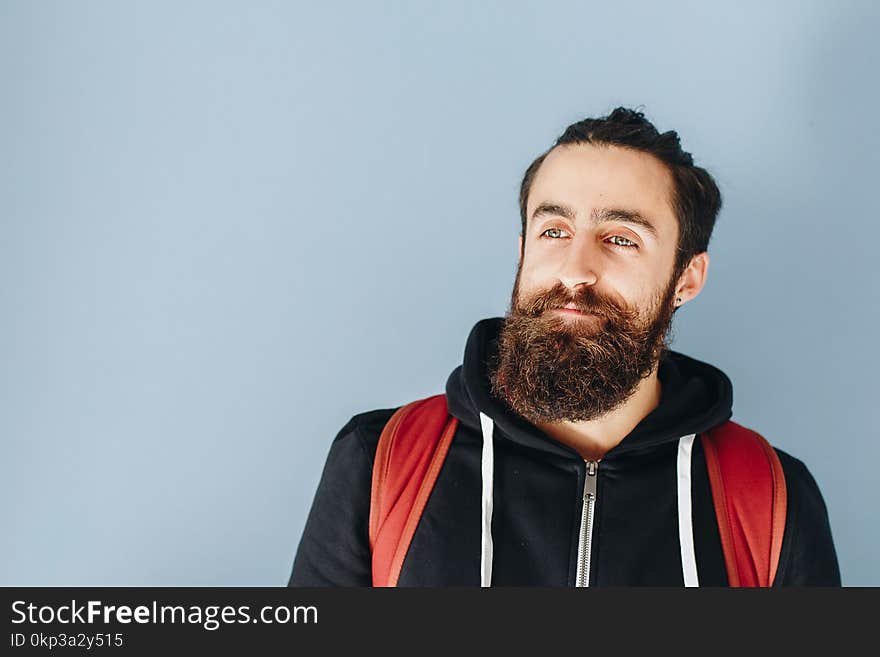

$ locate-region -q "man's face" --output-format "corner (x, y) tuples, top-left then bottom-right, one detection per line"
(489, 143), (684, 423)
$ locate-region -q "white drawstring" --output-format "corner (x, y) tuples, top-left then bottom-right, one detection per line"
(479, 412), (495, 587)
(676, 433), (699, 587)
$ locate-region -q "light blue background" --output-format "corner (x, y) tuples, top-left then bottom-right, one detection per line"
(2, 0), (877, 586)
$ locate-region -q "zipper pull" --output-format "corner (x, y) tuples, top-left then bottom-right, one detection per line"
(584, 459), (598, 499)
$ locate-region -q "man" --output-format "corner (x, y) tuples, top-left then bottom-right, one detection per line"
(288, 107), (840, 586)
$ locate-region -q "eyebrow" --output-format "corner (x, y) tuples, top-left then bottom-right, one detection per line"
(531, 202), (660, 240)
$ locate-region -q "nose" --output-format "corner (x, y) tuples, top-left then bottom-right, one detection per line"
(557, 233), (599, 291)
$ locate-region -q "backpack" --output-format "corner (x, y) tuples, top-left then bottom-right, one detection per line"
(368, 394), (787, 587)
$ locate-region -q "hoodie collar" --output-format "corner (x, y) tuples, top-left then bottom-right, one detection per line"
(445, 317), (733, 461)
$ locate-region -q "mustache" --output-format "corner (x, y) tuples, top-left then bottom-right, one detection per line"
(514, 282), (637, 322)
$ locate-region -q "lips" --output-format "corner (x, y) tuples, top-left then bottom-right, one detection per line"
(556, 302), (593, 315)
(544, 298), (610, 324)
(551, 305), (594, 317)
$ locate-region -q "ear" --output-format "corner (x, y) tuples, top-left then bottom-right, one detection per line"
(674, 252), (709, 305)
(518, 234), (523, 263)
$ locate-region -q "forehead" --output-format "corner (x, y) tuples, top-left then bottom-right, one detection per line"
(528, 143), (678, 240)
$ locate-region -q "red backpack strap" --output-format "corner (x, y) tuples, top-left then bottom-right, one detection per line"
(701, 421), (788, 587)
(368, 394), (458, 587)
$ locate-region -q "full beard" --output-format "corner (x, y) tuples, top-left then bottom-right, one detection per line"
(488, 274), (678, 424)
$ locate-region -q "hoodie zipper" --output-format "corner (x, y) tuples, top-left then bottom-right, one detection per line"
(575, 459), (599, 587)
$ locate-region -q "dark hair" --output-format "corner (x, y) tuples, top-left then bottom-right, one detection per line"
(518, 107), (722, 278)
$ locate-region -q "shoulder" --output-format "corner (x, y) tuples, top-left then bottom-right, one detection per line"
(771, 446), (832, 526)
(714, 421), (824, 497)
(771, 446), (831, 524)
(720, 422), (830, 515)
(714, 422), (839, 584)
(771, 446), (841, 585)
(338, 407), (400, 436)
(289, 406), (398, 586)
(329, 407), (400, 464)
(772, 447), (821, 493)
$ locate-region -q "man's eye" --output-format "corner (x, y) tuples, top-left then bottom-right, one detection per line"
(608, 235), (638, 249)
(541, 227), (570, 239)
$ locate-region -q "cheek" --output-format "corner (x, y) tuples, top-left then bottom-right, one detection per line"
(516, 260), (550, 297)
(623, 281), (660, 312)
(512, 267), (547, 309)
(519, 249), (555, 282)
(627, 282), (671, 318)
(596, 257), (666, 303)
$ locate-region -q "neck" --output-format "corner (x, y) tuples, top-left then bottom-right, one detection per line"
(533, 363), (663, 461)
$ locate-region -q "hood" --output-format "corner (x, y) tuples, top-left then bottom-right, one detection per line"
(445, 317), (734, 461)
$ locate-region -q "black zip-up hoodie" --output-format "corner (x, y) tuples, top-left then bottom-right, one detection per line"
(289, 318), (840, 586)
